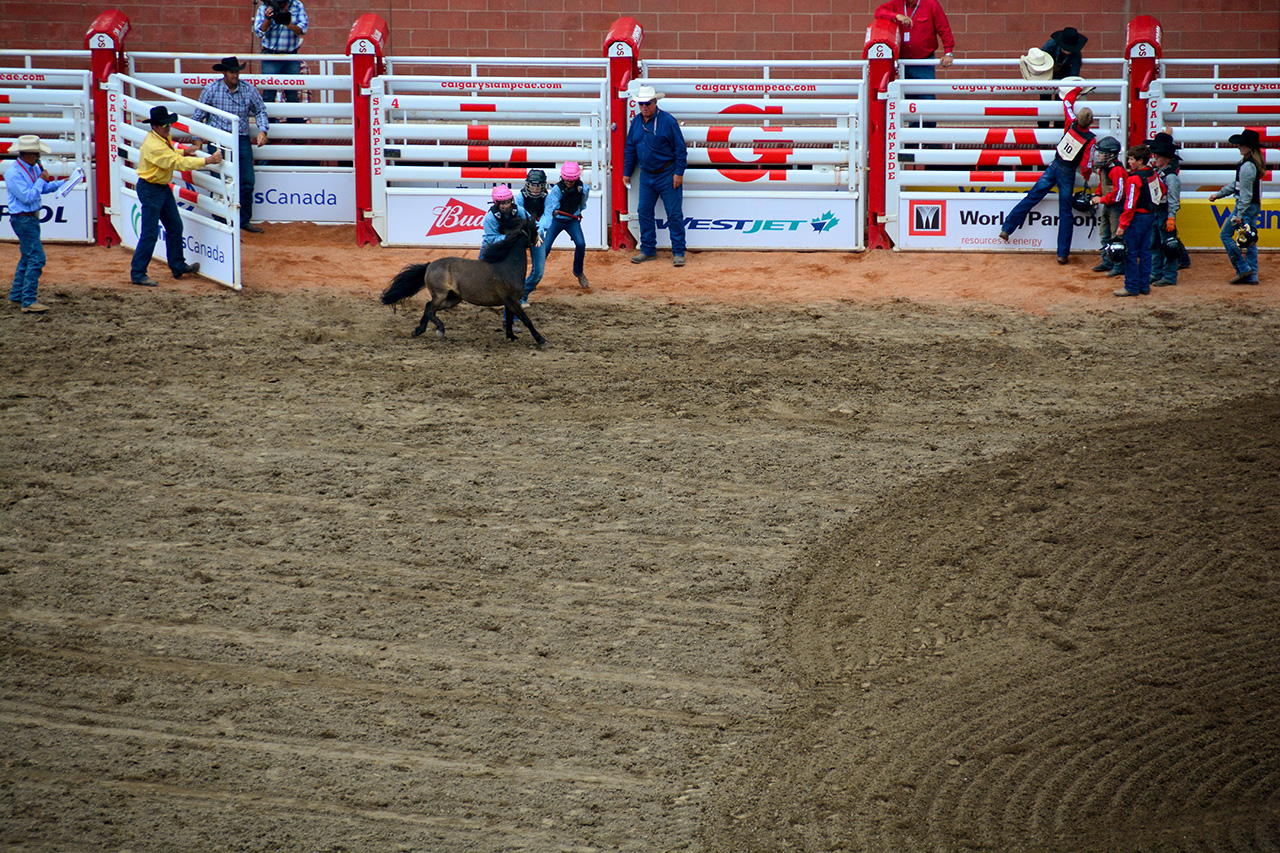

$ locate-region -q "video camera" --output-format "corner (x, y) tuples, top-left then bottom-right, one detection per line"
(263, 0), (291, 27)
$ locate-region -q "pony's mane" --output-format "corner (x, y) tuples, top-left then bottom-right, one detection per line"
(483, 217), (534, 265)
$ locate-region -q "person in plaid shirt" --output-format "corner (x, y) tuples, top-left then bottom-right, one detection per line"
(253, 0), (308, 106)
(192, 57), (270, 233)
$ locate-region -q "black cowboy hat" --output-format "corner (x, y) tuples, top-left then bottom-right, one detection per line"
(1149, 138), (1181, 159)
(147, 104), (179, 125)
(213, 56), (247, 72)
(1228, 128), (1262, 149)
(1051, 27), (1088, 53)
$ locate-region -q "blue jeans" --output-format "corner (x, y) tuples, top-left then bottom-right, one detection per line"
(1122, 211), (1156, 294)
(1220, 202), (1260, 277)
(237, 134), (256, 223)
(637, 166), (684, 255)
(1150, 222), (1178, 285)
(1001, 159), (1077, 259)
(524, 214), (586, 297)
(8, 214), (45, 306)
(131, 179), (187, 280)
(903, 59), (937, 128)
(261, 56), (300, 104)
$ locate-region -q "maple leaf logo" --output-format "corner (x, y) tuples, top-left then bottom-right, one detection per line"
(810, 211), (840, 232)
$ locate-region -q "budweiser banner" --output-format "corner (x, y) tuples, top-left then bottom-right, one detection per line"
(384, 190), (605, 248)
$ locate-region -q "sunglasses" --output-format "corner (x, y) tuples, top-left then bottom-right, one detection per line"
(636, 100), (653, 106)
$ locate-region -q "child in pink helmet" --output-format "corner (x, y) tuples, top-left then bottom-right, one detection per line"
(524, 161), (591, 296)
(479, 184), (520, 259)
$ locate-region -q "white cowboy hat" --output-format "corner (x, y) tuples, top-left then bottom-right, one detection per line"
(633, 84), (662, 103)
(1019, 47), (1054, 81)
(14, 134), (51, 155)
(1058, 75), (1095, 100)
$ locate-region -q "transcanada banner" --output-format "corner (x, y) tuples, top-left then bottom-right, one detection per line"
(253, 171), (356, 225)
(120, 189), (239, 288)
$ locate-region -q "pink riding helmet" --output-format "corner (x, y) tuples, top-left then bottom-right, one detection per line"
(491, 185), (514, 202)
(560, 161), (582, 181)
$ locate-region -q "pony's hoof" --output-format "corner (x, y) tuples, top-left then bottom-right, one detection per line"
(412, 327), (425, 337)
(538, 340), (551, 349)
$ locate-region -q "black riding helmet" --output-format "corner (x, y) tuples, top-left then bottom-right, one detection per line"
(523, 168), (547, 197)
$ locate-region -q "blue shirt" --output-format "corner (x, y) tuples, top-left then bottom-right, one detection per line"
(5, 158), (64, 215)
(623, 107), (687, 178)
(536, 182), (589, 233)
(192, 79), (270, 137)
(254, 0), (308, 53)
(480, 205), (520, 255)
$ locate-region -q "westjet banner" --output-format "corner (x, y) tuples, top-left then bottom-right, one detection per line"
(642, 194), (860, 250)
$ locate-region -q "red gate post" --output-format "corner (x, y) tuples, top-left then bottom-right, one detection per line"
(85, 10), (130, 247)
(348, 14), (387, 246)
(1125, 16), (1162, 150)
(604, 17), (643, 251)
(863, 18), (900, 251)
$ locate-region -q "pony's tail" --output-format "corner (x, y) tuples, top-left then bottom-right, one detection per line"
(381, 263), (431, 305)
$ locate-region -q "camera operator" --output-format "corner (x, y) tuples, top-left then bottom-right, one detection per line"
(253, 0), (308, 106)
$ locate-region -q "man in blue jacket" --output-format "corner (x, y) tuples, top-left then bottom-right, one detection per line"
(623, 85), (688, 267)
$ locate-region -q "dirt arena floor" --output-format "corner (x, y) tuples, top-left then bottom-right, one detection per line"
(2, 226), (1279, 852)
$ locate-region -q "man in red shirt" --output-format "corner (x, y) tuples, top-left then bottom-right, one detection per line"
(874, 0), (956, 80)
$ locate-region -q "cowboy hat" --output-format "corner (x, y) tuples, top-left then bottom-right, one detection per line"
(1058, 75), (1094, 100)
(147, 105), (179, 126)
(1228, 128), (1262, 149)
(633, 84), (662, 103)
(1148, 138), (1181, 159)
(213, 56), (247, 72)
(1019, 47), (1054, 81)
(14, 134), (51, 155)
(1051, 27), (1088, 52)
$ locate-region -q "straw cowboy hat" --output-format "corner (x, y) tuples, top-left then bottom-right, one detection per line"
(633, 84), (664, 103)
(14, 134), (52, 154)
(1019, 48), (1054, 81)
(1058, 75), (1095, 100)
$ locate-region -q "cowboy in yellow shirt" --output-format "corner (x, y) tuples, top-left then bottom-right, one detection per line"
(130, 105), (223, 287)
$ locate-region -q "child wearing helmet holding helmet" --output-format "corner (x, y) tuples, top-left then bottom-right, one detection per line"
(516, 169), (549, 304)
(1209, 128), (1264, 285)
(1148, 134), (1183, 287)
(480, 184), (521, 260)
(529, 161), (591, 295)
(1088, 136), (1126, 277)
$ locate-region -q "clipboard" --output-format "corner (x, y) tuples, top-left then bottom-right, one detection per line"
(55, 167), (84, 198)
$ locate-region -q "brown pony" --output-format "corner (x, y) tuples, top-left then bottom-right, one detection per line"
(380, 216), (547, 348)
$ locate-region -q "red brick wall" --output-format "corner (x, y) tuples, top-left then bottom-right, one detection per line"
(11, 0), (1280, 65)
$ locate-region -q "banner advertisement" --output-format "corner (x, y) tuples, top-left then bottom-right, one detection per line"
(634, 193), (860, 250)
(253, 170), (356, 225)
(0, 186), (93, 243)
(897, 193), (1280, 251)
(120, 189), (239, 288)
(384, 191), (605, 249)
(896, 193), (1103, 251)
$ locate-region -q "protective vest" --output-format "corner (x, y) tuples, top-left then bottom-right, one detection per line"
(1132, 167), (1166, 211)
(1155, 164), (1177, 212)
(555, 181), (584, 216)
(521, 191), (546, 220)
(1055, 122), (1095, 167)
(1237, 155), (1263, 202)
